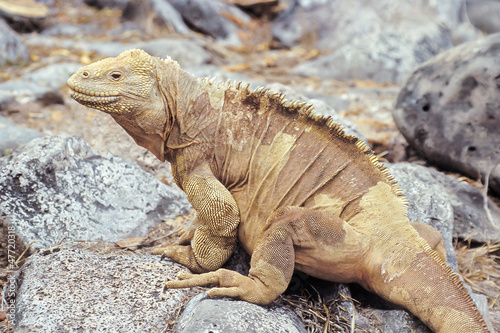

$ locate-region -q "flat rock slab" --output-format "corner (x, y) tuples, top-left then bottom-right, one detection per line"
(9, 247), (195, 332)
(0, 134), (191, 249)
(273, 0), (457, 82)
(394, 33), (500, 194)
(0, 115), (43, 153)
(0, 62), (80, 106)
(176, 293), (306, 333)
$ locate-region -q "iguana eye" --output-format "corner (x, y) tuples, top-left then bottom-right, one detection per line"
(109, 71), (122, 80)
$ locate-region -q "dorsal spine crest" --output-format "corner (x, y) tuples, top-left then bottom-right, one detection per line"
(222, 79), (408, 206)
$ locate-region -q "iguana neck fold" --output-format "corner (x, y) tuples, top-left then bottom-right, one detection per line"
(165, 77), (227, 156)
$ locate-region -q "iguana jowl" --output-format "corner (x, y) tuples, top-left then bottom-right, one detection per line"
(67, 49), (490, 333)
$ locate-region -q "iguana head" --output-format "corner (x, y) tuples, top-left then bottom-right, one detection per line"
(68, 49), (178, 161)
(67, 49), (163, 115)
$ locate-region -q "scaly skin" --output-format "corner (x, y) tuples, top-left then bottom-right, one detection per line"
(68, 49), (490, 333)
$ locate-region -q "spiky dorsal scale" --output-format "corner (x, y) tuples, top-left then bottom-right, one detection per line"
(227, 81), (408, 207)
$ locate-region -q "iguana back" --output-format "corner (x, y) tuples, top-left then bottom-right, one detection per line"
(204, 85), (404, 253)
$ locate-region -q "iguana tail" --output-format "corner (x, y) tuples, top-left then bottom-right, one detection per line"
(368, 247), (489, 333)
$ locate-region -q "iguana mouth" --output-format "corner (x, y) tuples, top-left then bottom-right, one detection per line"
(69, 89), (120, 104)
(68, 81), (120, 104)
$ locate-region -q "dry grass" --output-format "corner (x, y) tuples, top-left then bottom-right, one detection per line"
(278, 289), (358, 333)
(455, 240), (500, 329)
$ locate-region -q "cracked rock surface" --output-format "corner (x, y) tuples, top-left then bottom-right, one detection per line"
(0, 134), (191, 249)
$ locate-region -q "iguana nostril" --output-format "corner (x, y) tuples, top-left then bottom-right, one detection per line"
(82, 71), (89, 78)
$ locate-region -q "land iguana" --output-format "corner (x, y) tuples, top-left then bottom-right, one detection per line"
(67, 49), (490, 333)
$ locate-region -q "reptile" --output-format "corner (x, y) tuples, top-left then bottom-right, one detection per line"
(67, 49), (489, 333)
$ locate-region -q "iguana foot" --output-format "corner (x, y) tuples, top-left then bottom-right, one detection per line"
(165, 268), (279, 305)
(154, 244), (209, 273)
(410, 222), (447, 262)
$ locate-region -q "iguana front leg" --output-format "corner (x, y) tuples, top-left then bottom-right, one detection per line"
(153, 166), (240, 273)
(165, 206), (348, 305)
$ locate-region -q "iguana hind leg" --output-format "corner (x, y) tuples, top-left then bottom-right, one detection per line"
(165, 209), (296, 304)
(410, 221), (447, 262)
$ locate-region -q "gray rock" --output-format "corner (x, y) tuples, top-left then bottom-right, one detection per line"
(22, 62), (82, 89)
(393, 33), (500, 194)
(74, 41), (133, 57)
(83, 0), (190, 34)
(41, 22), (97, 37)
(0, 62), (80, 104)
(274, 0), (458, 82)
(274, 0), (465, 49)
(304, 94), (350, 114)
(176, 293), (306, 333)
(428, 167), (500, 242)
(435, 0), (465, 28)
(149, 0), (190, 34)
(134, 38), (211, 66)
(0, 90), (15, 109)
(466, 0), (500, 33)
(0, 79), (54, 104)
(0, 115), (43, 154)
(471, 293), (495, 333)
(293, 24), (453, 83)
(389, 161), (500, 242)
(31, 37), (211, 67)
(167, 0), (251, 45)
(84, 0), (130, 11)
(356, 307), (430, 333)
(0, 19), (29, 65)
(0, 134), (191, 249)
(10, 246), (195, 332)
